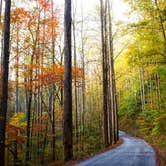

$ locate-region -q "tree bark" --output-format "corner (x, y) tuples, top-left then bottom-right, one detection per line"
(0, 0), (11, 165)
(64, 0), (73, 161)
(107, 0), (119, 142)
(100, 0), (109, 147)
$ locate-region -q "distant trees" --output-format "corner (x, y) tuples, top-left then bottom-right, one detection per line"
(117, 0), (166, 163)
(0, 0), (11, 166)
(100, 0), (119, 147)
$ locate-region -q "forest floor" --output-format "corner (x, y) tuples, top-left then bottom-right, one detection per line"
(151, 144), (166, 166)
(75, 131), (156, 166)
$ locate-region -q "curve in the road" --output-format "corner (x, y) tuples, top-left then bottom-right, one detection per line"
(77, 131), (156, 166)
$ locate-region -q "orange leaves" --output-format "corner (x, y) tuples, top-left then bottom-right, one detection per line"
(72, 67), (84, 87)
(14, 135), (27, 143)
(72, 67), (84, 79)
(32, 122), (48, 135)
(51, 65), (64, 77)
(45, 17), (58, 27)
(38, 65), (63, 87)
(6, 124), (26, 144)
(19, 64), (63, 91)
(11, 8), (29, 25)
(28, 13), (38, 27)
(38, 115), (49, 121)
(38, 0), (50, 10)
(44, 17), (59, 37)
(19, 64), (84, 91)
(6, 124), (24, 133)
(32, 124), (42, 133)
(26, 64), (40, 71)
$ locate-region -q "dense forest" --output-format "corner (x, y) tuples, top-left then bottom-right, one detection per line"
(0, 0), (165, 166)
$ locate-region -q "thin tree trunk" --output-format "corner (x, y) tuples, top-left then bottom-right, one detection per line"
(81, 0), (85, 148)
(155, 73), (161, 111)
(26, 2), (41, 161)
(51, 0), (56, 161)
(107, 0), (119, 142)
(156, 73), (161, 110)
(149, 75), (153, 109)
(72, 11), (78, 154)
(16, 24), (19, 113)
(139, 68), (145, 111)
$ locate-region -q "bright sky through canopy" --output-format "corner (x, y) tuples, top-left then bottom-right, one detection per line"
(16, 0), (130, 22)
(55, 0), (130, 21)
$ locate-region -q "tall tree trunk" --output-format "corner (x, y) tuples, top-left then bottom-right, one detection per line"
(0, 0), (3, 70)
(51, 0), (56, 161)
(0, 0), (11, 165)
(107, 0), (119, 142)
(107, 0), (112, 145)
(100, 0), (109, 147)
(64, 0), (73, 161)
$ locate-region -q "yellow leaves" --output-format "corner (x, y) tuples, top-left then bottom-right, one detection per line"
(10, 112), (26, 128)
(55, 108), (63, 121)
